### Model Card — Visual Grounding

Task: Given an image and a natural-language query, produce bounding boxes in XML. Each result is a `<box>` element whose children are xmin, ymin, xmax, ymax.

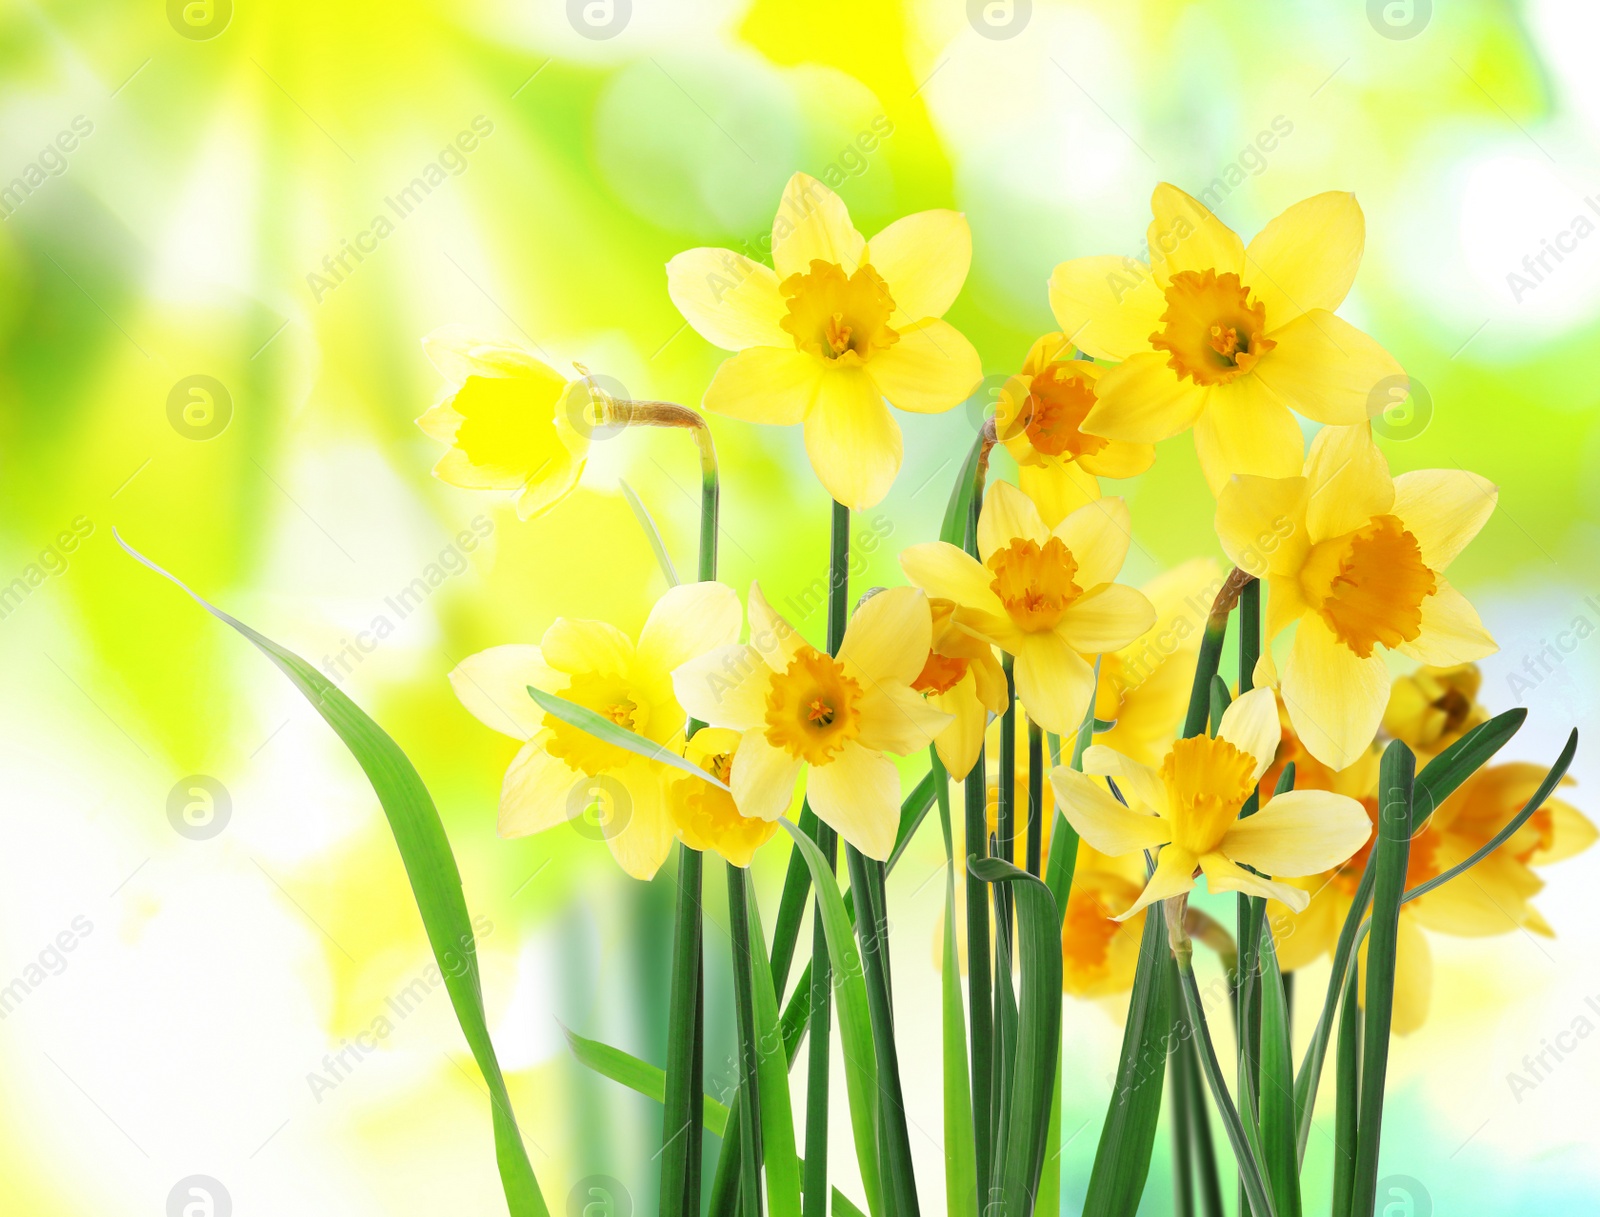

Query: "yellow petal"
<box><xmin>1015</xmin><ymin>632</ymin><xmax>1096</xmax><ymax>736</ymax></box>
<box><xmin>416</xmin><ymin>400</ymin><xmax>462</xmax><ymax>444</ymax></box>
<box><xmin>672</xmin><ymin>644</ymin><xmax>768</xmax><ymax>732</ymax></box>
<box><xmin>1081</xmin><ymin>745</ymin><xmax>1166</xmax><ymax>815</ymax></box>
<box><xmin>1148</xmin><ymin>183</ymin><xmax>1244</xmax><ymax>283</ymax></box>
<box><xmin>731</xmin><ymin>729</ymin><xmax>804</xmax><ymax>821</ymax></box>
<box><xmin>1280</xmin><ymin>615</ymin><xmax>1388</xmax><ymax>771</ymax></box>
<box><xmin>1221</xmin><ymin>789</ymin><xmax>1372</xmax><ymax>877</ymax></box>
<box><xmin>1409</xmin><ymin>850</ymin><xmax>1541</xmax><ymax>936</ymax></box>
<box><xmin>1058</xmin><ymin>583</ymin><xmax>1156</xmax><ymax>654</ymax></box>
<box><xmin>857</xmin><ymin>681</ymin><xmax>951</xmax><ymax>756</ymax></box>
<box><xmin>450</xmin><ymin>644</ymin><xmax>560</xmax><ymax>740</ymax></box>
<box><xmin>807</xmin><ymin>741</ymin><xmax>902</xmax><ymax>860</ymax></box>
<box><xmin>866</xmin><ymin>319</ymin><xmax>982</xmax><ymax>414</ymax></box>
<box><xmin>666</xmin><ymin>247</ymin><xmax>788</xmax><ymax>351</ymax></box>
<box><xmin>509</xmin><ymin>458</ymin><xmax>584</xmax><ymax>519</ymax></box>
<box><xmin>899</xmin><ymin>543</ymin><xmax>1012</xmax><ymax>640</ymax></box>
<box><xmin>1020</xmin><ymin>461</ymin><xmax>1101</xmax><ymax>529</ymax></box>
<box><xmin>1391</xmin><ymin>469</ymin><xmax>1497</xmax><ymax>571</ymax></box>
<box><xmin>771</xmin><ymin>172</ymin><xmax>864</xmax><ymax>279</ymax></box>
<box><xmin>1265</xmin><ymin>572</ymin><xmax>1310</xmax><ymax>643</ymax></box>
<box><xmin>1119</xmin><ymin>844</ymin><xmax>1198</xmax><ymax>920</ymax></box>
<box><xmin>603</xmin><ymin>762</ymin><xmax>675</xmax><ymax>880</ymax></box>
<box><xmin>1267</xmin><ymin>887</ymin><xmax>1341</xmax><ymax>973</ymax></box>
<box><xmin>1254</xmin><ymin>310</ymin><xmax>1403</xmax><ymax>426</ymax></box>
<box><xmin>1304</xmin><ymin>423</ymin><xmax>1393</xmax><ymax>543</ymax></box>
<box><xmin>1216</xmin><ymin>686</ymin><xmax>1281</xmax><ymax>782</ymax></box>
<box><xmin>1046</xmin><ymin>255</ymin><xmax>1167</xmax><ymax>362</ymax></box>
<box><xmin>865</xmin><ymin>209</ymin><xmax>972</xmax><ymax>322</ymax></box>
<box><xmin>802</xmin><ymin>367</ymin><xmax>902</xmax><ymax>510</ymax></box>
<box><xmin>703</xmin><ymin>345</ymin><xmax>823</xmax><ymax>425</ymax></box>
<box><xmin>422</xmin><ymin>326</ymin><xmax>557</xmax><ymax>383</ymax></box>
<box><xmin>842</xmin><ymin>585</ymin><xmax>933</xmax><ymax>686</ymax></box>
<box><xmin>1531</xmin><ymin>798</ymin><xmax>1597</xmax><ymax>865</ymax></box>
<box><xmin>1242</xmin><ymin>192</ymin><xmax>1365</xmax><ymax>328</ymax></box>
<box><xmin>749</xmin><ymin>581</ymin><xmax>805</xmax><ymax>671</ymax></box>
<box><xmin>1198</xmin><ymin>853</ymin><xmax>1310</xmax><ymax>911</ymax></box>
<box><xmin>1077</xmin><ymin>438</ymin><xmax>1156</xmax><ymax>481</ymax></box>
<box><xmin>933</xmin><ymin>676</ymin><xmax>988</xmax><ymax>779</ymax></box>
<box><xmin>1053</xmin><ymin>496</ymin><xmax>1133</xmax><ymax>589</ymax></box>
<box><xmin>979</xmin><ymin>480</ymin><xmax>1051</xmax><ymax>559</ymax></box>
<box><xmin>1214</xmin><ymin>474</ymin><xmax>1310</xmax><ymax>579</ymax></box>
<box><xmin>1086</xmin><ymin>352</ymin><xmax>1210</xmax><ymax>443</ymax></box>
<box><xmin>1396</xmin><ymin>579</ymin><xmax>1497</xmax><ymax>666</ymax></box>
<box><xmin>1050</xmin><ymin>765</ymin><xmax>1173</xmax><ymax>855</ymax></box>
<box><xmin>1360</xmin><ymin>915</ymin><xmax>1432</xmax><ymax>1035</ymax></box>
<box><xmin>637</xmin><ymin>582</ymin><xmax>743</xmax><ymax>684</ymax></box>
<box><xmin>1192</xmin><ymin>374</ymin><xmax>1304</xmax><ymax>494</ymax></box>
<box><xmin>541</xmin><ymin>617</ymin><xmax>634</xmax><ymax>676</ymax></box>
<box><xmin>498</xmin><ymin>739</ymin><xmax>582</xmax><ymax>836</ymax></box>
<box><xmin>434</xmin><ymin>370</ymin><xmax>577</xmax><ymax>489</ymax></box>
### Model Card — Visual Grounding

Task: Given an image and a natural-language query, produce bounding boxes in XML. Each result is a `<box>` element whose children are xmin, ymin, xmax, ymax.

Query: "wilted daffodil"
<box><xmin>900</xmin><ymin>480</ymin><xmax>1155</xmax><ymax>737</ymax></box>
<box><xmin>666</xmin><ymin>172</ymin><xmax>982</xmax><ymax>510</ymax></box>
<box><xmin>448</xmin><ymin>582</ymin><xmax>742</xmax><ymax>880</ymax></box>
<box><xmin>995</xmin><ymin>332</ymin><xmax>1155</xmax><ymax>525</ymax></box>
<box><xmin>1051</xmin><ymin>687</ymin><xmax>1372</xmax><ymax>919</ymax></box>
<box><xmin>1383</xmin><ymin>663</ymin><xmax>1488</xmax><ymax>761</ymax></box>
<box><xmin>669</xmin><ymin>727</ymin><xmax>777</xmax><ymax>867</ymax></box>
<box><xmin>1049</xmin><ymin>184</ymin><xmax>1404</xmax><ymax>493</ymax></box>
<box><xmin>1217</xmin><ymin>424</ymin><xmax>1498</xmax><ymax>770</ymax></box>
<box><xmin>673</xmin><ymin>583</ymin><xmax>951</xmax><ymax>860</ymax></box>
<box><xmin>915</xmin><ymin>597</ymin><xmax>1008</xmax><ymax>779</ymax></box>
<box><xmin>416</xmin><ymin>326</ymin><xmax>595</xmax><ymax>519</ymax></box>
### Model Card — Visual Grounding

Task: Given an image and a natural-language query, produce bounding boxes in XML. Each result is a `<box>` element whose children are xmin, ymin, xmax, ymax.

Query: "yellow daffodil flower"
<box><xmin>448</xmin><ymin>582</ymin><xmax>742</xmax><ymax>880</ymax></box>
<box><xmin>995</xmin><ymin>332</ymin><xmax>1156</xmax><ymax>525</ymax></box>
<box><xmin>672</xmin><ymin>583</ymin><xmax>951</xmax><ymax>860</ymax></box>
<box><xmin>666</xmin><ymin>173</ymin><xmax>982</xmax><ymax>510</ymax></box>
<box><xmin>416</xmin><ymin>326</ymin><xmax>594</xmax><ymax>519</ymax></box>
<box><xmin>1093</xmin><ymin>558</ymin><xmax>1225</xmax><ymax>767</ymax></box>
<box><xmin>914</xmin><ymin>597</ymin><xmax>1008</xmax><ymax>779</ymax></box>
<box><xmin>900</xmin><ymin>480</ymin><xmax>1155</xmax><ymax>737</ymax></box>
<box><xmin>669</xmin><ymin>727</ymin><xmax>778</xmax><ymax>868</ymax></box>
<box><xmin>1061</xmin><ymin>846</ymin><xmax>1151</xmax><ymax>998</ymax></box>
<box><xmin>1216</xmin><ymin>424</ymin><xmax>1498</xmax><ymax>770</ymax></box>
<box><xmin>1383</xmin><ymin>663</ymin><xmax>1488</xmax><ymax>761</ymax></box>
<box><xmin>1049</xmin><ymin>184</ymin><xmax>1404</xmax><ymax>493</ymax></box>
<box><xmin>1051</xmin><ymin>687</ymin><xmax>1372</xmax><ymax>920</ymax></box>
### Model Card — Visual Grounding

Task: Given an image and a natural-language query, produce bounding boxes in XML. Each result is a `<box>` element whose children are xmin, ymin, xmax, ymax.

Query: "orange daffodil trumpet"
<box><xmin>673</xmin><ymin>583</ymin><xmax>952</xmax><ymax>860</ymax></box>
<box><xmin>1051</xmin><ymin>687</ymin><xmax>1372</xmax><ymax>920</ymax></box>
<box><xmin>1049</xmin><ymin>185</ymin><xmax>1405</xmax><ymax>494</ymax></box>
<box><xmin>416</xmin><ymin>327</ymin><xmax>597</xmax><ymax>519</ymax></box>
<box><xmin>1216</xmin><ymin>424</ymin><xmax>1498</xmax><ymax>770</ymax></box>
<box><xmin>667</xmin><ymin>173</ymin><xmax>982</xmax><ymax>510</ymax></box>
<box><xmin>900</xmin><ymin>480</ymin><xmax>1156</xmax><ymax>737</ymax></box>
<box><xmin>448</xmin><ymin>582</ymin><xmax>742</xmax><ymax>880</ymax></box>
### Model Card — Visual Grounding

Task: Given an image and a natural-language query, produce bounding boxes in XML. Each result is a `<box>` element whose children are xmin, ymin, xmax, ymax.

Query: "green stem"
<box><xmin>1330</xmin><ymin>965</ymin><xmax>1361</xmax><ymax>1217</ymax></box>
<box><xmin>964</xmin><ymin>748</ymin><xmax>994</xmax><ymax>1204</ymax></box>
<box><xmin>728</xmin><ymin>862</ymin><xmax>765</xmax><ymax>1217</ymax></box>
<box><xmin>1025</xmin><ymin>719</ymin><xmax>1044</xmax><ymax>876</ymax></box>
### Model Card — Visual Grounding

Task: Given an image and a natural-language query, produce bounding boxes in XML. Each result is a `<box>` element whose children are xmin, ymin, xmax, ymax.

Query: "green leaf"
<box><xmin>1256</xmin><ymin>922</ymin><xmax>1302</xmax><ymax>1217</ymax></box>
<box><xmin>1207</xmin><ymin>674</ymin><xmax>1230</xmax><ymax>737</ymax></box>
<box><xmin>970</xmin><ymin>858</ymin><xmax>1062</xmax><ymax>1216</ymax></box>
<box><xmin>120</xmin><ymin>535</ymin><xmax>549</xmax><ymax>1217</ymax></box>
<box><xmin>934</xmin><ymin>754</ymin><xmax>980</xmax><ymax>1217</ymax></box>
<box><xmin>1330</xmin><ymin>966</ymin><xmax>1361</xmax><ymax>1217</ymax></box>
<box><xmin>525</xmin><ymin>684</ymin><xmax>727</xmax><ymax>789</ymax></box>
<box><xmin>941</xmin><ymin>431</ymin><xmax>986</xmax><ymax>547</ymax></box>
<box><xmin>1412</xmin><ymin>707</ymin><xmax>1526</xmax><ymax>819</ymax></box>
<box><xmin>660</xmin><ymin>847</ymin><xmax>704</xmax><ymax>1217</ymax></box>
<box><xmin>564</xmin><ymin>1025</ymin><xmax>730</xmax><ymax>1136</ymax></box>
<box><xmin>779</xmin><ymin>820</ymin><xmax>884</xmax><ymax>1217</ymax></box>
<box><xmin>619</xmin><ymin>479</ymin><xmax>680</xmax><ymax>587</ymax></box>
<box><xmin>742</xmin><ymin>872</ymin><xmax>803</xmax><ymax>1217</ymax></box>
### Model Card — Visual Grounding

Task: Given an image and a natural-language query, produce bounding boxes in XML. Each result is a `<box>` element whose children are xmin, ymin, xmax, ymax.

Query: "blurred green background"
<box><xmin>2</xmin><ymin>0</ymin><xmax>1598</xmax><ymax>1212</ymax></box>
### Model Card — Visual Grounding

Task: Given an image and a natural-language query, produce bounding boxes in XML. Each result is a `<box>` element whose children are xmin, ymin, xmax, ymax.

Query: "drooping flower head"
<box><xmin>1383</xmin><ymin>663</ymin><xmax>1489</xmax><ymax>762</ymax></box>
<box><xmin>1051</xmin><ymin>687</ymin><xmax>1372</xmax><ymax>919</ymax></box>
<box><xmin>900</xmin><ymin>481</ymin><xmax>1155</xmax><ymax>736</ymax></box>
<box><xmin>1216</xmin><ymin>424</ymin><xmax>1498</xmax><ymax>769</ymax></box>
<box><xmin>995</xmin><ymin>332</ymin><xmax>1155</xmax><ymax>525</ymax></box>
<box><xmin>1049</xmin><ymin>185</ymin><xmax>1404</xmax><ymax>493</ymax></box>
<box><xmin>448</xmin><ymin>582</ymin><xmax>742</xmax><ymax>879</ymax></box>
<box><xmin>669</xmin><ymin>727</ymin><xmax>777</xmax><ymax>867</ymax></box>
<box><xmin>667</xmin><ymin>173</ymin><xmax>982</xmax><ymax>509</ymax></box>
<box><xmin>673</xmin><ymin>584</ymin><xmax>951</xmax><ymax>860</ymax></box>
<box><xmin>416</xmin><ymin>326</ymin><xmax>597</xmax><ymax>519</ymax></box>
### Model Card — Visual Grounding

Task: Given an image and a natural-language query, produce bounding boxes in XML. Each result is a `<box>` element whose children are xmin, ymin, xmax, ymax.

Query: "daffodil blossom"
<box><xmin>1216</xmin><ymin>423</ymin><xmax>1498</xmax><ymax>769</ymax></box>
<box><xmin>913</xmin><ymin>597</ymin><xmax>1008</xmax><ymax>779</ymax></box>
<box><xmin>900</xmin><ymin>481</ymin><xmax>1155</xmax><ymax>736</ymax></box>
<box><xmin>668</xmin><ymin>727</ymin><xmax>777</xmax><ymax>868</ymax></box>
<box><xmin>448</xmin><ymin>582</ymin><xmax>742</xmax><ymax>879</ymax></box>
<box><xmin>1050</xmin><ymin>686</ymin><xmax>1372</xmax><ymax>920</ymax></box>
<box><xmin>672</xmin><ymin>583</ymin><xmax>951</xmax><ymax>860</ymax></box>
<box><xmin>666</xmin><ymin>172</ymin><xmax>982</xmax><ymax>510</ymax></box>
<box><xmin>1049</xmin><ymin>184</ymin><xmax>1404</xmax><ymax>493</ymax></box>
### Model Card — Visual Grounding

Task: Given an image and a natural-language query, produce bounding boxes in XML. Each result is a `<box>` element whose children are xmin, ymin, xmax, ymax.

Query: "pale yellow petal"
<box><xmin>1148</xmin><ymin>183</ymin><xmax>1244</xmax><ymax>282</ymax></box>
<box><xmin>1119</xmin><ymin>844</ymin><xmax>1198</xmax><ymax>920</ymax></box>
<box><xmin>1058</xmin><ymin>583</ymin><xmax>1155</xmax><ymax>654</ymax></box>
<box><xmin>1221</xmin><ymin>789</ymin><xmax>1372</xmax><ymax>878</ymax></box>
<box><xmin>1216</xmin><ymin>685</ymin><xmax>1281</xmax><ymax>782</ymax></box>
<box><xmin>932</xmin><ymin>677</ymin><xmax>988</xmax><ymax>779</ymax></box>
<box><xmin>1077</xmin><ymin>438</ymin><xmax>1156</xmax><ymax>481</ymax></box>
<box><xmin>1280</xmin><ymin>615</ymin><xmax>1388</xmax><ymax>771</ymax></box>
<box><xmin>422</xmin><ymin>327</ymin><xmax>560</xmax><ymax>383</ymax></box>
<box><xmin>1215</xmin><ymin>474</ymin><xmax>1310</xmax><ymax>580</ymax></box>
<box><xmin>1391</xmin><ymin>469</ymin><xmax>1497</xmax><ymax>571</ymax></box>
<box><xmin>1254</xmin><ymin>310</ymin><xmax>1404</xmax><ymax>426</ymax></box>
<box><xmin>541</xmin><ymin>617</ymin><xmax>634</xmax><ymax>676</ymax></box>
<box><xmin>857</xmin><ymin>681</ymin><xmax>951</xmax><ymax>756</ymax></box>
<box><xmin>802</xmin><ymin>367</ymin><xmax>902</xmax><ymax>510</ymax></box>
<box><xmin>1014</xmin><ymin>632</ymin><xmax>1096</xmax><ymax>736</ymax></box>
<box><xmin>771</xmin><ymin>172</ymin><xmax>864</xmax><ymax>279</ymax></box>
<box><xmin>1046</xmin><ymin>255</ymin><xmax>1167</xmax><ymax>362</ymax></box>
<box><xmin>1198</xmin><ymin>853</ymin><xmax>1310</xmax><ymax>911</ymax></box>
<box><xmin>498</xmin><ymin>739</ymin><xmax>582</xmax><ymax>837</ymax></box>
<box><xmin>866</xmin><ymin>319</ymin><xmax>982</xmax><ymax>414</ymax></box>
<box><xmin>731</xmin><ymin>729</ymin><xmax>804</xmax><ymax>821</ymax></box>
<box><xmin>1304</xmin><ymin>423</ymin><xmax>1393</xmax><ymax>543</ymax></box>
<box><xmin>807</xmin><ymin>742</ymin><xmax>902</xmax><ymax>860</ymax></box>
<box><xmin>1086</xmin><ymin>352</ymin><xmax>1210</xmax><ymax>443</ymax></box>
<box><xmin>748</xmin><ymin>581</ymin><xmax>805</xmax><ymax>671</ymax></box>
<box><xmin>1019</xmin><ymin>461</ymin><xmax>1101</xmax><ymax>529</ymax></box>
<box><xmin>979</xmin><ymin>480</ymin><xmax>1051</xmax><ymax>559</ymax></box>
<box><xmin>899</xmin><ymin>543</ymin><xmax>1012</xmax><ymax>640</ymax></box>
<box><xmin>509</xmin><ymin>457</ymin><xmax>584</xmax><ymax>519</ymax></box>
<box><xmin>1053</xmin><ymin>496</ymin><xmax>1133</xmax><ymax>589</ymax></box>
<box><xmin>1192</xmin><ymin>374</ymin><xmax>1304</xmax><ymax>494</ymax></box>
<box><xmin>603</xmin><ymin>762</ymin><xmax>675</xmax><ymax>880</ymax></box>
<box><xmin>450</xmin><ymin>644</ymin><xmax>560</xmax><ymax>740</ymax></box>
<box><xmin>1242</xmin><ymin>192</ymin><xmax>1365</xmax><ymax>327</ymax></box>
<box><xmin>865</xmin><ymin>209</ymin><xmax>972</xmax><ymax>322</ymax></box>
<box><xmin>703</xmin><ymin>345</ymin><xmax>824</xmax><ymax>425</ymax></box>
<box><xmin>1265</xmin><ymin>572</ymin><xmax>1310</xmax><ymax>643</ymax></box>
<box><xmin>672</xmin><ymin>645</ymin><xmax>769</xmax><ymax>731</ymax></box>
<box><xmin>1360</xmin><ymin>915</ymin><xmax>1432</xmax><ymax>1035</ymax></box>
<box><xmin>416</xmin><ymin>400</ymin><xmax>462</xmax><ymax>444</ymax></box>
<box><xmin>666</xmin><ymin>247</ymin><xmax>788</xmax><ymax>351</ymax></box>
<box><xmin>841</xmin><ymin>585</ymin><xmax>933</xmax><ymax>686</ymax></box>
<box><xmin>1081</xmin><ymin>745</ymin><xmax>1165</xmax><ymax>816</ymax></box>
<box><xmin>1050</xmin><ymin>765</ymin><xmax>1173</xmax><ymax>856</ymax></box>
<box><xmin>637</xmin><ymin>581</ymin><xmax>743</xmax><ymax>676</ymax></box>
<box><xmin>1396</xmin><ymin>579</ymin><xmax>1497</xmax><ymax>666</ymax></box>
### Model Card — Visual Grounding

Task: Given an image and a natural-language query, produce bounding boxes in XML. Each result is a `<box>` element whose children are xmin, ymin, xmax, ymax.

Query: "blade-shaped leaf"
<box><xmin>619</xmin><ymin>479</ymin><xmax>681</xmax><ymax>586</ymax></box>
<box><xmin>742</xmin><ymin>872</ymin><xmax>802</xmax><ymax>1217</ymax></box>
<box><xmin>1257</xmin><ymin>922</ymin><xmax>1302</xmax><ymax>1217</ymax></box>
<box><xmin>526</xmin><ymin>685</ymin><xmax>727</xmax><ymax>790</ymax></box>
<box><xmin>565</xmin><ymin>1025</ymin><xmax>731</xmax><ymax>1136</ymax></box>
<box><xmin>935</xmin><ymin>754</ymin><xmax>980</xmax><ymax>1217</ymax></box>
